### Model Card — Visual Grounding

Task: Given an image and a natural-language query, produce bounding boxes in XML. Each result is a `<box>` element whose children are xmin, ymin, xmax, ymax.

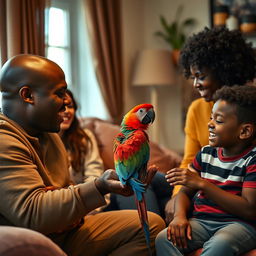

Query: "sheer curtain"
<box><xmin>76</xmin><ymin>0</ymin><xmax>108</xmax><ymax>119</ymax></box>
<box><xmin>83</xmin><ymin>0</ymin><xmax>124</xmax><ymax>124</ymax></box>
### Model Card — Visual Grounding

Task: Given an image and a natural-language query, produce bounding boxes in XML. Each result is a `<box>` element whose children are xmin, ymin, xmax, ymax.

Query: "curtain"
<box><xmin>0</xmin><ymin>0</ymin><xmax>46</xmax><ymax>66</ymax></box>
<box><xmin>83</xmin><ymin>0</ymin><xmax>123</xmax><ymax>124</ymax></box>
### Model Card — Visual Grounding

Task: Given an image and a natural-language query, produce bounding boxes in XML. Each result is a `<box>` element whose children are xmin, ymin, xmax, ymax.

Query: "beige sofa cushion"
<box><xmin>80</xmin><ymin>118</ymin><xmax>182</xmax><ymax>173</ymax></box>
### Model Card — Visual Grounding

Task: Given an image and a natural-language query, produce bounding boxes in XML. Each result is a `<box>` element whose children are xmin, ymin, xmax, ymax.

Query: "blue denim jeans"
<box><xmin>155</xmin><ymin>218</ymin><xmax>256</xmax><ymax>256</ymax></box>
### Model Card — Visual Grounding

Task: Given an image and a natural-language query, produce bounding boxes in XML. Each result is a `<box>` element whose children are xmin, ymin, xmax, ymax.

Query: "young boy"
<box><xmin>156</xmin><ymin>85</ymin><xmax>256</xmax><ymax>256</ymax></box>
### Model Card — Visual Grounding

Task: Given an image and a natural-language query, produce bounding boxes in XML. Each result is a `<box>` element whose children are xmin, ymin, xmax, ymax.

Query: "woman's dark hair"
<box><xmin>61</xmin><ymin>89</ymin><xmax>90</xmax><ymax>173</ymax></box>
<box><xmin>213</xmin><ymin>85</ymin><xmax>256</xmax><ymax>125</ymax></box>
<box><xmin>180</xmin><ymin>26</ymin><xmax>256</xmax><ymax>86</ymax></box>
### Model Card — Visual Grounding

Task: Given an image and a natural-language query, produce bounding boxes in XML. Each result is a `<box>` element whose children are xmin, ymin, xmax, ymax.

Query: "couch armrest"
<box><xmin>0</xmin><ymin>226</ymin><xmax>66</xmax><ymax>256</ymax></box>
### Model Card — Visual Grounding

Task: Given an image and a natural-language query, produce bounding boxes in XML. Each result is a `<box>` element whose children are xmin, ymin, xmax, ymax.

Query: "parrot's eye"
<box><xmin>139</xmin><ymin>109</ymin><xmax>143</xmax><ymax>113</ymax></box>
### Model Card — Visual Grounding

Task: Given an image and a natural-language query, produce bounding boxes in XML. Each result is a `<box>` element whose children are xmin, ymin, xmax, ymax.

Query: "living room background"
<box><xmin>46</xmin><ymin>0</ymin><xmax>210</xmax><ymax>153</ymax></box>
<box><xmin>0</xmin><ymin>0</ymin><xmax>210</xmax><ymax>153</ymax></box>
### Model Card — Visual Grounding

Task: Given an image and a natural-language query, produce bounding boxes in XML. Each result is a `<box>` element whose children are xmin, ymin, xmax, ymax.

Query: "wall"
<box><xmin>122</xmin><ymin>0</ymin><xmax>210</xmax><ymax>153</ymax></box>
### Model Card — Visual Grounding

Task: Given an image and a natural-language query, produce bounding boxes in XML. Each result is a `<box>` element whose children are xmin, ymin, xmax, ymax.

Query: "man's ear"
<box><xmin>19</xmin><ymin>86</ymin><xmax>34</xmax><ymax>104</ymax></box>
<box><xmin>239</xmin><ymin>123</ymin><xmax>254</xmax><ymax>140</ymax></box>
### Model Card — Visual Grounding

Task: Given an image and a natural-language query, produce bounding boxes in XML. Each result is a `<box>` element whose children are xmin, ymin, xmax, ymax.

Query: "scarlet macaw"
<box><xmin>114</xmin><ymin>103</ymin><xmax>155</xmax><ymax>255</ymax></box>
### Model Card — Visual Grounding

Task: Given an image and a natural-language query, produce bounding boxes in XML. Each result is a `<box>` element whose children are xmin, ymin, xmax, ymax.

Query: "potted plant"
<box><xmin>155</xmin><ymin>5</ymin><xmax>197</xmax><ymax>65</ymax></box>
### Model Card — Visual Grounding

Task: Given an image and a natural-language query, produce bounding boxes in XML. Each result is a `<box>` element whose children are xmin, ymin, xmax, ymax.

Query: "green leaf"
<box><xmin>154</xmin><ymin>31</ymin><xmax>170</xmax><ymax>44</ymax></box>
<box><xmin>174</xmin><ymin>5</ymin><xmax>183</xmax><ymax>23</ymax></box>
<box><xmin>159</xmin><ymin>15</ymin><xmax>170</xmax><ymax>33</ymax></box>
<box><xmin>154</xmin><ymin>5</ymin><xmax>197</xmax><ymax>49</ymax></box>
<box><xmin>183</xmin><ymin>18</ymin><xmax>197</xmax><ymax>26</ymax></box>
<box><xmin>170</xmin><ymin>22</ymin><xmax>178</xmax><ymax>35</ymax></box>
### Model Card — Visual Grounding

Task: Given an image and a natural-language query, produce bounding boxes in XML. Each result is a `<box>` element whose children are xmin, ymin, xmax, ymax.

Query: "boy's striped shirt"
<box><xmin>192</xmin><ymin>145</ymin><xmax>256</xmax><ymax>226</ymax></box>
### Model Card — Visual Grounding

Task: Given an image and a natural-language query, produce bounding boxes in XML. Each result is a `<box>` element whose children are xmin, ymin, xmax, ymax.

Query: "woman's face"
<box><xmin>60</xmin><ymin>95</ymin><xmax>75</xmax><ymax>131</ymax></box>
<box><xmin>190</xmin><ymin>66</ymin><xmax>222</xmax><ymax>102</ymax></box>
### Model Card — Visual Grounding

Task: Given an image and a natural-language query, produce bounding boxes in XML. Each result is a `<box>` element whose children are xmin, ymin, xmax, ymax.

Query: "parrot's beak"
<box><xmin>142</xmin><ymin>108</ymin><xmax>155</xmax><ymax>124</ymax></box>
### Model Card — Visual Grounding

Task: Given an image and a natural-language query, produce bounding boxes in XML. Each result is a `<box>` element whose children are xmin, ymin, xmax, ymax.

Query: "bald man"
<box><xmin>0</xmin><ymin>55</ymin><xmax>165</xmax><ymax>256</ymax></box>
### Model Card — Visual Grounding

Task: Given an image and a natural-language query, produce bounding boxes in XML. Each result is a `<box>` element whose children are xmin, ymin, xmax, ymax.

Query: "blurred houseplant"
<box><xmin>155</xmin><ymin>5</ymin><xmax>197</xmax><ymax>65</ymax></box>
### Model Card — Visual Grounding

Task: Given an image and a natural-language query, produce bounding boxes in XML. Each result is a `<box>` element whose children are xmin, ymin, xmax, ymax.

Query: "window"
<box><xmin>45</xmin><ymin>1</ymin><xmax>71</xmax><ymax>86</ymax></box>
<box><xmin>45</xmin><ymin>0</ymin><xmax>108</xmax><ymax>119</ymax></box>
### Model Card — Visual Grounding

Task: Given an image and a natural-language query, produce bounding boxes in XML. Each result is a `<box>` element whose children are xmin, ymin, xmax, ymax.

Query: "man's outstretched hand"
<box><xmin>95</xmin><ymin>169</ymin><xmax>133</xmax><ymax>196</ymax></box>
<box><xmin>95</xmin><ymin>165</ymin><xmax>159</xmax><ymax>197</ymax></box>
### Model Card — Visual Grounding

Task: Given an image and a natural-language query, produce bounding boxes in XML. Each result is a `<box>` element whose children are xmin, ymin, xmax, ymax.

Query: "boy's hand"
<box><xmin>165</xmin><ymin>165</ymin><xmax>203</xmax><ymax>190</ymax></box>
<box><xmin>167</xmin><ymin>215</ymin><xmax>192</xmax><ymax>249</ymax></box>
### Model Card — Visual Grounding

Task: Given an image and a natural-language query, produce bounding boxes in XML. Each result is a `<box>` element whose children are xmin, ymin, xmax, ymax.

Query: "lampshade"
<box><xmin>132</xmin><ymin>49</ymin><xmax>176</xmax><ymax>86</ymax></box>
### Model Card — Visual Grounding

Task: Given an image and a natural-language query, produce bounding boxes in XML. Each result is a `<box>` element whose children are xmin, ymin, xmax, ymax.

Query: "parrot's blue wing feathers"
<box><xmin>129</xmin><ymin>178</ymin><xmax>146</xmax><ymax>201</ymax></box>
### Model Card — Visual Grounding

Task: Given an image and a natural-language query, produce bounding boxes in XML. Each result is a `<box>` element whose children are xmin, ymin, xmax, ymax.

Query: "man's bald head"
<box><xmin>0</xmin><ymin>54</ymin><xmax>69</xmax><ymax>136</ymax></box>
<box><xmin>0</xmin><ymin>54</ymin><xmax>65</xmax><ymax>98</ymax></box>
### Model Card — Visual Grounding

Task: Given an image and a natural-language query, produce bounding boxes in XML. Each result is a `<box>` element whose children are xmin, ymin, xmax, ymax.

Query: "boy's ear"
<box><xmin>239</xmin><ymin>123</ymin><xmax>254</xmax><ymax>140</ymax></box>
<box><xmin>19</xmin><ymin>86</ymin><xmax>34</xmax><ymax>104</ymax></box>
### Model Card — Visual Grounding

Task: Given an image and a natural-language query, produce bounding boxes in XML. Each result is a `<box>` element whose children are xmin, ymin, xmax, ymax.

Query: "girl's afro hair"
<box><xmin>180</xmin><ymin>26</ymin><xmax>256</xmax><ymax>86</ymax></box>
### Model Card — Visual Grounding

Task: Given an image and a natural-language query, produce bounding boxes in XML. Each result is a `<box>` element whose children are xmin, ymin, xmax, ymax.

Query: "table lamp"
<box><xmin>132</xmin><ymin>49</ymin><xmax>176</xmax><ymax>142</ymax></box>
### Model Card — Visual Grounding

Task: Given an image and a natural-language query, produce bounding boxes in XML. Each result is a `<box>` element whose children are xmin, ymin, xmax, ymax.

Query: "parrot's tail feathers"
<box><xmin>143</xmin><ymin>222</ymin><xmax>152</xmax><ymax>256</ymax></box>
<box><xmin>129</xmin><ymin>178</ymin><xmax>146</xmax><ymax>201</ymax></box>
<box><xmin>136</xmin><ymin>195</ymin><xmax>152</xmax><ymax>256</ymax></box>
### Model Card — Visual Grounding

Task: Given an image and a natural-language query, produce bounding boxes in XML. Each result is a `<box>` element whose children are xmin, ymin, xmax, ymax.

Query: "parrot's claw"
<box><xmin>144</xmin><ymin>165</ymin><xmax>159</xmax><ymax>186</ymax></box>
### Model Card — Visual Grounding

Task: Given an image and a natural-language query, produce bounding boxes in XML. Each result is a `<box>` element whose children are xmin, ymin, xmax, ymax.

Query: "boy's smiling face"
<box><xmin>208</xmin><ymin>100</ymin><xmax>241</xmax><ymax>152</ymax></box>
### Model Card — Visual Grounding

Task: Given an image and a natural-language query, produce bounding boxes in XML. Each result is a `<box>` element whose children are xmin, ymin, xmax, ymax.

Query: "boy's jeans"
<box><xmin>156</xmin><ymin>218</ymin><xmax>256</xmax><ymax>256</ymax></box>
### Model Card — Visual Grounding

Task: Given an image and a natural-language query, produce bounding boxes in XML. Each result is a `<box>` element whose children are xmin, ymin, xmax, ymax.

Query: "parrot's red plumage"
<box><xmin>114</xmin><ymin>103</ymin><xmax>155</xmax><ymax>255</ymax></box>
